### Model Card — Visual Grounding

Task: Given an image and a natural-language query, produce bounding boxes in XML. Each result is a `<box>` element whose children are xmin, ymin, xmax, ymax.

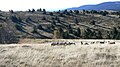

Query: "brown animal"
<box><xmin>100</xmin><ymin>42</ymin><xmax>104</xmax><ymax>44</ymax></box>
<box><xmin>84</xmin><ymin>42</ymin><xmax>89</xmax><ymax>45</ymax></box>
<box><xmin>51</xmin><ymin>42</ymin><xmax>56</xmax><ymax>46</ymax></box>
<box><xmin>109</xmin><ymin>42</ymin><xmax>115</xmax><ymax>44</ymax></box>
<box><xmin>91</xmin><ymin>42</ymin><xmax>95</xmax><ymax>44</ymax></box>
<box><xmin>81</xmin><ymin>42</ymin><xmax>83</xmax><ymax>45</ymax></box>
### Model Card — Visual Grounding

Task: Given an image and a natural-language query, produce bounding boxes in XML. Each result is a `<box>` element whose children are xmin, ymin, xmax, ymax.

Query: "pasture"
<box><xmin>0</xmin><ymin>39</ymin><xmax>120</xmax><ymax>67</ymax></box>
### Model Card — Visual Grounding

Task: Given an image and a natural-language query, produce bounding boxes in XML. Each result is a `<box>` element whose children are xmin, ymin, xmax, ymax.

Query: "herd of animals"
<box><xmin>51</xmin><ymin>41</ymin><xmax>116</xmax><ymax>46</ymax></box>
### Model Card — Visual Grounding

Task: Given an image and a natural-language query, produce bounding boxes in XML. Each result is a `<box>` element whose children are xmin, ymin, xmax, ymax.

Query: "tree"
<box><xmin>90</xmin><ymin>10</ymin><xmax>98</xmax><ymax>14</ymax></box>
<box><xmin>42</xmin><ymin>16</ymin><xmax>46</xmax><ymax>20</ymax></box>
<box><xmin>90</xmin><ymin>20</ymin><xmax>96</xmax><ymax>25</ymax></box>
<box><xmin>76</xmin><ymin>28</ymin><xmax>81</xmax><ymax>37</ymax></box>
<box><xmin>68</xmin><ymin>25</ymin><xmax>73</xmax><ymax>34</ymax></box>
<box><xmin>52</xmin><ymin>20</ymin><xmax>56</xmax><ymax>25</ymax></box>
<box><xmin>84</xmin><ymin>28</ymin><xmax>93</xmax><ymax>39</ymax></box>
<box><xmin>74</xmin><ymin>18</ymin><xmax>79</xmax><ymax>24</ymax></box>
<box><xmin>43</xmin><ymin>9</ymin><xmax>46</xmax><ymax>14</ymax></box>
<box><xmin>115</xmin><ymin>32</ymin><xmax>120</xmax><ymax>39</ymax></box>
<box><xmin>37</xmin><ymin>8</ymin><xmax>42</xmax><ymax>12</ymax></box>
<box><xmin>9</xmin><ymin>10</ymin><xmax>14</xmax><ymax>13</ymax></box>
<box><xmin>32</xmin><ymin>26</ymin><xmax>38</xmax><ymax>34</ymax></box>
<box><xmin>83</xmin><ymin>10</ymin><xmax>86</xmax><ymax>14</ymax></box>
<box><xmin>63</xmin><ymin>31</ymin><xmax>69</xmax><ymax>39</ymax></box>
<box><xmin>57</xmin><ymin>18</ymin><xmax>61</xmax><ymax>23</ymax></box>
<box><xmin>59</xmin><ymin>13</ymin><xmax>64</xmax><ymax>17</ymax></box>
<box><xmin>111</xmin><ymin>27</ymin><xmax>119</xmax><ymax>39</ymax></box>
<box><xmin>15</xmin><ymin>24</ymin><xmax>25</xmax><ymax>33</ymax></box>
<box><xmin>66</xmin><ymin>12</ymin><xmax>71</xmax><ymax>15</ymax></box>
<box><xmin>95</xmin><ymin>31</ymin><xmax>102</xmax><ymax>39</ymax></box>
<box><xmin>38</xmin><ymin>24</ymin><xmax>43</xmax><ymax>30</ymax></box>
<box><xmin>59</xmin><ymin>27</ymin><xmax>64</xmax><ymax>38</ymax></box>
<box><xmin>99</xmin><ymin>11</ymin><xmax>109</xmax><ymax>16</ymax></box>
<box><xmin>85</xmin><ymin>10</ymin><xmax>90</xmax><ymax>14</ymax></box>
<box><xmin>70</xmin><ymin>10</ymin><xmax>73</xmax><ymax>13</ymax></box>
<box><xmin>55</xmin><ymin>16</ymin><xmax>58</xmax><ymax>20</ymax></box>
<box><xmin>49</xmin><ymin>12</ymin><xmax>53</xmax><ymax>16</ymax></box>
<box><xmin>63</xmin><ymin>9</ymin><xmax>67</xmax><ymax>14</ymax></box>
<box><xmin>74</xmin><ymin>10</ymin><xmax>79</xmax><ymax>14</ymax></box>
<box><xmin>32</xmin><ymin>9</ymin><xmax>35</xmax><ymax>12</ymax></box>
<box><xmin>28</xmin><ymin>9</ymin><xmax>31</xmax><ymax>12</ymax></box>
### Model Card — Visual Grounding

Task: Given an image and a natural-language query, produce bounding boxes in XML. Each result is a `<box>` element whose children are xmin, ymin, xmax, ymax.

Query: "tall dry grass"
<box><xmin>0</xmin><ymin>39</ymin><xmax>120</xmax><ymax>67</ymax></box>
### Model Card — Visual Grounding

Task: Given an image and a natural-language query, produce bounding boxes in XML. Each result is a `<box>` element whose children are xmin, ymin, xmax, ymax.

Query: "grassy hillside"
<box><xmin>0</xmin><ymin>9</ymin><xmax>120</xmax><ymax>43</ymax></box>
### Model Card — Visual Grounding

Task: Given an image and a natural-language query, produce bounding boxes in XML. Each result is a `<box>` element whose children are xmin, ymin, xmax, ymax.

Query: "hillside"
<box><xmin>67</xmin><ymin>1</ymin><xmax>120</xmax><ymax>11</ymax></box>
<box><xmin>0</xmin><ymin>9</ymin><xmax>120</xmax><ymax>43</ymax></box>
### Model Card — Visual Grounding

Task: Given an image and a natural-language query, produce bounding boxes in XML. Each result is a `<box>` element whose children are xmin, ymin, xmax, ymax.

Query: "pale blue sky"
<box><xmin>0</xmin><ymin>0</ymin><xmax>119</xmax><ymax>11</ymax></box>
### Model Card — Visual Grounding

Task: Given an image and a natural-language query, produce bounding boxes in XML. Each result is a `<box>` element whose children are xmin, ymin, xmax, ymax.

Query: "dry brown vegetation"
<box><xmin>0</xmin><ymin>39</ymin><xmax>120</xmax><ymax>67</ymax></box>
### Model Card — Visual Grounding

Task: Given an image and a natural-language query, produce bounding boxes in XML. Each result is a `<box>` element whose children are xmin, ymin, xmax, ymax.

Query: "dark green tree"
<box><xmin>9</xmin><ymin>10</ymin><xmax>14</xmax><ymax>13</ymax></box>
<box><xmin>70</xmin><ymin>10</ymin><xmax>73</xmax><ymax>13</ymax></box>
<box><xmin>68</xmin><ymin>25</ymin><xmax>73</xmax><ymax>34</ymax></box>
<box><xmin>74</xmin><ymin>10</ymin><xmax>79</xmax><ymax>14</ymax></box>
<box><xmin>42</xmin><ymin>16</ymin><xmax>46</xmax><ymax>20</ymax></box>
<box><xmin>38</xmin><ymin>24</ymin><xmax>43</xmax><ymax>30</ymax></box>
<box><xmin>74</xmin><ymin>18</ymin><xmax>79</xmax><ymax>24</ymax></box>
<box><xmin>95</xmin><ymin>31</ymin><xmax>102</xmax><ymax>39</ymax></box>
<box><xmin>90</xmin><ymin>20</ymin><xmax>96</xmax><ymax>25</ymax></box>
<box><xmin>37</xmin><ymin>8</ymin><xmax>42</xmax><ymax>12</ymax></box>
<box><xmin>32</xmin><ymin>26</ymin><xmax>38</xmax><ymax>34</ymax></box>
<box><xmin>63</xmin><ymin>31</ymin><xmax>69</xmax><ymax>39</ymax></box>
<box><xmin>32</xmin><ymin>9</ymin><xmax>35</xmax><ymax>12</ymax></box>
<box><xmin>76</xmin><ymin>28</ymin><xmax>81</xmax><ymax>37</ymax></box>
<box><xmin>111</xmin><ymin>27</ymin><xmax>119</xmax><ymax>39</ymax></box>
<box><xmin>49</xmin><ymin>12</ymin><xmax>53</xmax><ymax>16</ymax></box>
<box><xmin>43</xmin><ymin>9</ymin><xmax>46</xmax><ymax>14</ymax></box>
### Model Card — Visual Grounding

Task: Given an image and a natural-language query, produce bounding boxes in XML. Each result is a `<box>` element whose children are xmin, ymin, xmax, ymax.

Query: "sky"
<box><xmin>0</xmin><ymin>0</ymin><xmax>119</xmax><ymax>11</ymax></box>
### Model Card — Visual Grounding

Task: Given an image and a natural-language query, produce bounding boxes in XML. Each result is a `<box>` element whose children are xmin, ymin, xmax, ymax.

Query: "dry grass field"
<box><xmin>0</xmin><ymin>39</ymin><xmax>120</xmax><ymax>67</ymax></box>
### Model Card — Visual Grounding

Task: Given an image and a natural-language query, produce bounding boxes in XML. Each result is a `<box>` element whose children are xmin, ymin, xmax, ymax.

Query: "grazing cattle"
<box><xmin>72</xmin><ymin>43</ymin><xmax>76</xmax><ymax>45</ymax></box>
<box><xmin>69</xmin><ymin>42</ymin><xmax>76</xmax><ymax>45</ymax></box>
<box><xmin>100</xmin><ymin>42</ymin><xmax>104</xmax><ymax>44</ymax></box>
<box><xmin>81</xmin><ymin>42</ymin><xmax>83</xmax><ymax>45</ymax></box>
<box><xmin>84</xmin><ymin>42</ymin><xmax>89</xmax><ymax>45</ymax></box>
<box><xmin>109</xmin><ymin>42</ymin><xmax>115</xmax><ymax>44</ymax></box>
<box><xmin>91</xmin><ymin>42</ymin><xmax>95</xmax><ymax>44</ymax></box>
<box><xmin>51</xmin><ymin>42</ymin><xmax>76</xmax><ymax>46</ymax></box>
<box><xmin>51</xmin><ymin>42</ymin><xmax>57</xmax><ymax>46</ymax></box>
